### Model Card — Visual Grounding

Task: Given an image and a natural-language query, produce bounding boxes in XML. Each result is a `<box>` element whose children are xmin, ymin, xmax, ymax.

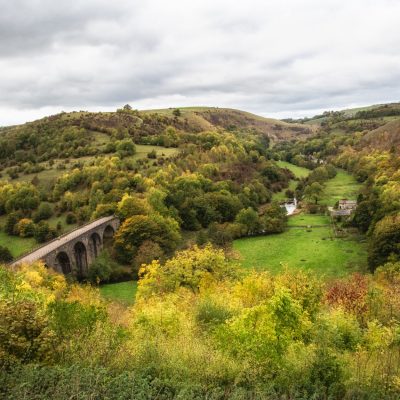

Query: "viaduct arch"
<box><xmin>11</xmin><ymin>216</ymin><xmax>120</xmax><ymax>277</ymax></box>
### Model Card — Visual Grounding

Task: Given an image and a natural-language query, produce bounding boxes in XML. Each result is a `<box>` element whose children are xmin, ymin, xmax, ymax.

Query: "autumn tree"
<box><xmin>114</xmin><ymin>213</ymin><xmax>181</xmax><ymax>263</ymax></box>
<box><xmin>368</xmin><ymin>214</ymin><xmax>400</xmax><ymax>271</ymax></box>
<box><xmin>304</xmin><ymin>182</ymin><xmax>324</xmax><ymax>204</ymax></box>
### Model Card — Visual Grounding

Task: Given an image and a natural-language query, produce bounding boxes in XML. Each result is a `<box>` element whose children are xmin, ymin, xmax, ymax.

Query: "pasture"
<box><xmin>321</xmin><ymin>170</ymin><xmax>361</xmax><ymax>206</ymax></box>
<box><xmin>233</xmin><ymin>214</ymin><xmax>367</xmax><ymax>277</ymax></box>
<box><xmin>0</xmin><ymin>231</ymin><xmax>36</xmax><ymax>258</ymax></box>
<box><xmin>276</xmin><ymin>160</ymin><xmax>310</xmax><ymax>178</ymax></box>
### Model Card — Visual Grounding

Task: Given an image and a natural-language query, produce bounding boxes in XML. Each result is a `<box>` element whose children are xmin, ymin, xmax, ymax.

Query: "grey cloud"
<box><xmin>1</xmin><ymin>0</ymin><xmax>400</xmax><ymax>125</ymax></box>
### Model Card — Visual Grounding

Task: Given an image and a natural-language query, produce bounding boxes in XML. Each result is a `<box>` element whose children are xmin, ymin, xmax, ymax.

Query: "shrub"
<box><xmin>34</xmin><ymin>221</ymin><xmax>56</xmax><ymax>243</ymax></box>
<box><xmin>88</xmin><ymin>251</ymin><xmax>115</xmax><ymax>284</ymax></box>
<box><xmin>16</xmin><ymin>218</ymin><xmax>36</xmax><ymax>237</ymax></box>
<box><xmin>65</xmin><ymin>212</ymin><xmax>77</xmax><ymax>225</ymax></box>
<box><xmin>147</xmin><ymin>149</ymin><xmax>157</xmax><ymax>159</ymax></box>
<box><xmin>0</xmin><ymin>246</ymin><xmax>13</xmax><ymax>263</ymax></box>
<box><xmin>4</xmin><ymin>212</ymin><xmax>21</xmax><ymax>235</ymax></box>
<box><xmin>33</xmin><ymin>202</ymin><xmax>53</xmax><ymax>223</ymax></box>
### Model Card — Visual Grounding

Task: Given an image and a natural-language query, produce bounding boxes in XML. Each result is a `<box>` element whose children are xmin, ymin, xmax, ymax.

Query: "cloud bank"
<box><xmin>1</xmin><ymin>0</ymin><xmax>400</xmax><ymax>125</ymax></box>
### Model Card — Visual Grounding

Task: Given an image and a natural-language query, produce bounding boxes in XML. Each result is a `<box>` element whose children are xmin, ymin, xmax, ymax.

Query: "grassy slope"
<box><xmin>233</xmin><ymin>214</ymin><xmax>366</xmax><ymax>277</ymax></box>
<box><xmin>0</xmin><ymin>231</ymin><xmax>37</xmax><ymax>258</ymax></box>
<box><xmin>321</xmin><ymin>170</ymin><xmax>361</xmax><ymax>206</ymax></box>
<box><xmin>142</xmin><ymin>107</ymin><xmax>316</xmax><ymax>142</ymax></box>
<box><xmin>99</xmin><ymin>281</ymin><xmax>137</xmax><ymax>305</ymax></box>
<box><xmin>276</xmin><ymin>161</ymin><xmax>310</xmax><ymax>178</ymax></box>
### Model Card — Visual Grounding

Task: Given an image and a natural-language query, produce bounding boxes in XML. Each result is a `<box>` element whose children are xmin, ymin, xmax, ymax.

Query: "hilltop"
<box><xmin>142</xmin><ymin>107</ymin><xmax>316</xmax><ymax>141</ymax></box>
<box><xmin>7</xmin><ymin>107</ymin><xmax>310</xmax><ymax>157</ymax></box>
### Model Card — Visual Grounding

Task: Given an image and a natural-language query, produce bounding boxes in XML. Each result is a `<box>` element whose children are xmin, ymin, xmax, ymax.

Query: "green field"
<box><xmin>233</xmin><ymin>214</ymin><xmax>367</xmax><ymax>277</ymax></box>
<box><xmin>0</xmin><ymin>231</ymin><xmax>37</xmax><ymax>258</ymax></box>
<box><xmin>287</xmin><ymin>214</ymin><xmax>330</xmax><ymax>226</ymax></box>
<box><xmin>129</xmin><ymin>144</ymin><xmax>178</xmax><ymax>161</ymax></box>
<box><xmin>276</xmin><ymin>161</ymin><xmax>310</xmax><ymax>178</ymax></box>
<box><xmin>99</xmin><ymin>281</ymin><xmax>138</xmax><ymax>305</ymax></box>
<box><xmin>321</xmin><ymin>170</ymin><xmax>361</xmax><ymax>206</ymax></box>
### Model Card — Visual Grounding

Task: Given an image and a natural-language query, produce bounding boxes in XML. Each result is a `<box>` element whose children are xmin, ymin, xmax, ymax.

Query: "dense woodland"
<box><xmin>1</xmin><ymin>105</ymin><xmax>400</xmax><ymax>399</ymax></box>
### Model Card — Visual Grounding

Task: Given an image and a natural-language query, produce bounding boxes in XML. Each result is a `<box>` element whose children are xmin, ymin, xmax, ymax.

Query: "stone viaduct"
<box><xmin>11</xmin><ymin>216</ymin><xmax>120</xmax><ymax>278</ymax></box>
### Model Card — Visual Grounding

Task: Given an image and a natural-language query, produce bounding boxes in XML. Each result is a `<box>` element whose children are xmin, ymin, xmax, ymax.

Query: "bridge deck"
<box><xmin>11</xmin><ymin>216</ymin><xmax>117</xmax><ymax>266</ymax></box>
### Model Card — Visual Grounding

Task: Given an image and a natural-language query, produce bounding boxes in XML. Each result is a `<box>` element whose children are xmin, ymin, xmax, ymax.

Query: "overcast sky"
<box><xmin>1</xmin><ymin>0</ymin><xmax>400</xmax><ymax>126</ymax></box>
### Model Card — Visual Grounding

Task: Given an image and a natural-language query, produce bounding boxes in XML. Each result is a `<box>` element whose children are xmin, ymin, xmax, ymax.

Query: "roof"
<box><xmin>339</xmin><ymin>199</ymin><xmax>357</xmax><ymax>204</ymax></box>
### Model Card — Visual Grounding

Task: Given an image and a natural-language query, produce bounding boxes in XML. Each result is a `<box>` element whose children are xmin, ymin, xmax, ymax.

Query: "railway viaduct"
<box><xmin>11</xmin><ymin>216</ymin><xmax>120</xmax><ymax>278</ymax></box>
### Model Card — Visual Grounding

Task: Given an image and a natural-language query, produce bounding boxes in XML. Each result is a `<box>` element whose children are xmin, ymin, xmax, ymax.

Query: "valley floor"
<box><xmin>233</xmin><ymin>213</ymin><xmax>367</xmax><ymax>277</ymax></box>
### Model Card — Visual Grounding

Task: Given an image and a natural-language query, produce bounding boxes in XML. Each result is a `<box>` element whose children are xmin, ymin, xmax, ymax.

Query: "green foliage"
<box><xmin>114</xmin><ymin>213</ymin><xmax>181</xmax><ymax>263</ymax></box>
<box><xmin>48</xmin><ymin>300</ymin><xmax>106</xmax><ymax>339</ymax></box>
<box><xmin>304</xmin><ymin>182</ymin><xmax>324</xmax><ymax>204</ymax></box>
<box><xmin>117</xmin><ymin>194</ymin><xmax>148</xmax><ymax>220</ymax></box>
<box><xmin>368</xmin><ymin>214</ymin><xmax>400</xmax><ymax>271</ymax></box>
<box><xmin>138</xmin><ymin>245</ymin><xmax>238</xmax><ymax>297</ymax></box>
<box><xmin>65</xmin><ymin>212</ymin><xmax>77</xmax><ymax>224</ymax></box>
<box><xmin>235</xmin><ymin>207</ymin><xmax>260</xmax><ymax>235</ymax></box>
<box><xmin>147</xmin><ymin>149</ymin><xmax>157</xmax><ymax>159</ymax></box>
<box><xmin>88</xmin><ymin>251</ymin><xmax>114</xmax><ymax>284</ymax></box>
<box><xmin>172</xmin><ymin>108</ymin><xmax>181</xmax><ymax>117</ymax></box>
<box><xmin>0</xmin><ymin>182</ymin><xmax>40</xmax><ymax>213</ymax></box>
<box><xmin>0</xmin><ymin>246</ymin><xmax>13</xmax><ymax>263</ymax></box>
<box><xmin>0</xmin><ymin>299</ymin><xmax>52</xmax><ymax>366</ymax></box>
<box><xmin>2</xmin><ymin>255</ymin><xmax>400</xmax><ymax>398</ymax></box>
<box><xmin>16</xmin><ymin>218</ymin><xmax>36</xmax><ymax>238</ymax></box>
<box><xmin>34</xmin><ymin>221</ymin><xmax>56</xmax><ymax>243</ymax></box>
<box><xmin>116</xmin><ymin>138</ymin><xmax>136</xmax><ymax>158</ymax></box>
<box><xmin>33</xmin><ymin>202</ymin><xmax>53</xmax><ymax>222</ymax></box>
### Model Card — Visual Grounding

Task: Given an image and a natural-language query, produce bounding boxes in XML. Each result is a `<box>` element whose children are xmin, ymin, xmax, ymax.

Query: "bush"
<box><xmin>88</xmin><ymin>251</ymin><xmax>115</xmax><ymax>284</ymax></box>
<box><xmin>147</xmin><ymin>149</ymin><xmax>157</xmax><ymax>159</ymax></box>
<box><xmin>33</xmin><ymin>202</ymin><xmax>53</xmax><ymax>223</ymax></box>
<box><xmin>65</xmin><ymin>212</ymin><xmax>77</xmax><ymax>225</ymax></box>
<box><xmin>4</xmin><ymin>212</ymin><xmax>21</xmax><ymax>235</ymax></box>
<box><xmin>16</xmin><ymin>218</ymin><xmax>36</xmax><ymax>237</ymax></box>
<box><xmin>368</xmin><ymin>214</ymin><xmax>400</xmax><ymax>271</ymax></box>
<box><xmin>0</xmin><ymin>246</ymin><xmax>13</xmax><ymax>263</ymax></box>
<box><xmin>109</xmin><ymin>266</ymin><xmax>133</xmax><ymax>283</ymax></box>
<box><xmin>34</xmin><ymin>221</ymin><xmax>56</xmax><ymax>243</ymax></box>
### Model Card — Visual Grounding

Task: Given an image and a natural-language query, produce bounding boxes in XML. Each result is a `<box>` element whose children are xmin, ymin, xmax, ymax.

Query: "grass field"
<box><xmin>0</xmin><ymin>231</ymin><xmax>37</xmax><ymax>258</ymax></box>
<box><xmin>130</xmin><ymin>144</ymin><xmax>178</xmax><ymax>161</ymax></box>
<box><xmin>99</xmin><ymin>281</ymin><xmax>137</xmax><ymax>305</ymax></box>
<box><xmin>287</xmin><ymin>214</ymin><xmax>330</xmax><ymax>226</ymax></box>
<box><xmin>321</xmin><ymin>170</ymin><xmax>361</xmax><ymax>206</ymax></box>
<box><xmin>233</xmin><ymin>214</ymin><xmax>367</xmax><ymax>277</ymax></box>
<box><xmin>276</xmin><ymin>161</ymin><xmax>310</xmax><ymax>178</ymax></box>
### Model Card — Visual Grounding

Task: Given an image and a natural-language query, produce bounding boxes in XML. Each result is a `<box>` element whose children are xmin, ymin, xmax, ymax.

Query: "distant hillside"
<box><xmin>142</xmin><ymin>107</ymin><xmax>315</xmax><ymax>141</ymax></box>
<box><xmin>0</xmin><ymin>106</ymin><xmax>315</xmax><ymax>145</ymax></box>
<box><xmin>0</xmin><ymin>106</ymin><xmax>317</xmax><ymax>175</ymax></box>
<box><xmin>359</xmin><ymin>119</ymin><xmax>400</xmax><ymax>152</ymax></box>
<box><xmin>284</xmin><ymin>102</ymin><xmax>400</xmax><ymax>127</ymax></box>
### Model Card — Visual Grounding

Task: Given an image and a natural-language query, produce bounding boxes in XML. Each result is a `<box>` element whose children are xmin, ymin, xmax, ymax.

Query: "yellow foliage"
<box><xmin>66</xmin><ymin>283</ymin><xmax>103</xmax><ymax>307</ymax></box>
